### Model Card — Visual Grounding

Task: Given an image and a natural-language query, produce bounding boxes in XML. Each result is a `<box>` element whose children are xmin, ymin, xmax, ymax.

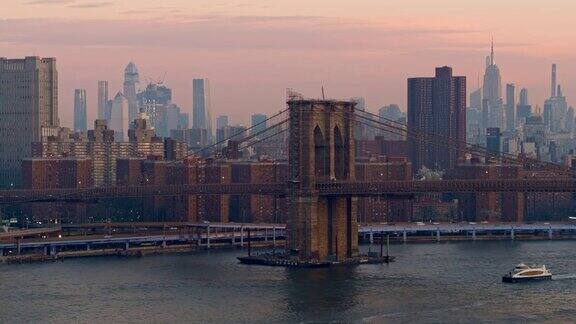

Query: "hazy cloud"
<box><xmin>67</xmin><ymin>1</ymin><xmax>114</xmax><ymax>8</ymax></box>
<box><xmin>24</xmin><ymin>0</ymin><xmax>75</xmax><ymax>4</ymax></box>
<box><xmin>0</xmin><ymin>16</ymin><xmax>482</xmax><ymax>51</ymax></box>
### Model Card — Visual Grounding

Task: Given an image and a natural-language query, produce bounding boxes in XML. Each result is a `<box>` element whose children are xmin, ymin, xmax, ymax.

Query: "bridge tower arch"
<box><xmin>287</xmin><ymin>99</ymin><xmax>358</xmax><ymax>261</ymax></box>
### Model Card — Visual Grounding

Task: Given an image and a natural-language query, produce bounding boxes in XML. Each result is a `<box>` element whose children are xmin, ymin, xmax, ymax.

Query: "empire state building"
<box><xmin>482</xmin><ymin>40</ymin><xmax>503</xmax><ymax>130</ymax></box>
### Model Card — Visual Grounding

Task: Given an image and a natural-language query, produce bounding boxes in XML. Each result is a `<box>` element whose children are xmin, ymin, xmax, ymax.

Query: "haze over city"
<box><xmin>4</xmin><ymin>1</ymin><xmax>576</xmax><ymax>323</ymax></box>
<box><xmin>3</xmin><ymin>0</ymin><xmax>576</xmax><ymax>126</ymax></box>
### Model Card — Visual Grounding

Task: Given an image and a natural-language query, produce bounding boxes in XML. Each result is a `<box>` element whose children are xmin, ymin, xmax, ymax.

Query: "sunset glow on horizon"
<box><xmin>3</xmin><ymin>0</ymin><xmax>575</xmax><ymax>126</ymax></box>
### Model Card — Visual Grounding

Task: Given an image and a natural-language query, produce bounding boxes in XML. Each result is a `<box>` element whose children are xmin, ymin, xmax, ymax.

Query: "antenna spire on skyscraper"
<box><xmin>490</xmin><ymin>37</ymin><xmax>494</xmax><ymax>66</ymax></box>
<box><xmin>551</xmin><ymin>64</ymin><xmax>557</xmax><ymax>98</ymax></box>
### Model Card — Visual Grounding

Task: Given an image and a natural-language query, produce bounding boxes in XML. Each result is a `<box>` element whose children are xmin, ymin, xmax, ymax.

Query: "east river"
<box><xmin>1</xmin><ymin>241</ymin><xmax>576</xmax><ymax>323</ymax></box>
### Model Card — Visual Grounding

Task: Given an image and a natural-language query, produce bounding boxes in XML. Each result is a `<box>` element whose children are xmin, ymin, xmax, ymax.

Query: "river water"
<box><xmin>1</xmin><ymin>241</ymin><xmax>576</xmax><ymax>323</ymax></box>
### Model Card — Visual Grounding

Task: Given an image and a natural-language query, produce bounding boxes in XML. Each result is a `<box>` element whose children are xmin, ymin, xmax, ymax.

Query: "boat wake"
<box><xmin>552</xmin><ymin>274</ymin><xmax>576</xmax><ymax>280</ymax></box>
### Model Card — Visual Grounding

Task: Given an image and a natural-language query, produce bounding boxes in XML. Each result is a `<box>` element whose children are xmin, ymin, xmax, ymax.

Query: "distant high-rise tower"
<box><xmin>379</xmin><ymin>104</ymin><xmax>403</xmax><ymax>121</ymax></box>
<box><xmin>505</xmin><ymin>84</ymin><xmax>515</xmax><ymax>131</ymax></box>
<box><xmin>408</xmin><ymin>66</ymin><xmax>466</xmax><ymax>172</ymax></box>
<box><xmin>110</xmin><ymin>92</ymin><xmax>128</xmax><ymax>142</ymax></box>
<box><xmin>215</xmin><ymin>115</ymin><xmax>229</xmax><ymax>144</ymax></box>
<box><xmin>251</xmin><ymin>113</ymin><xmax>267</xmax><ymax>137</ymax></box>
<box><xmin>136</xmin><ymin>82</ymin><xmax>172</xmax><ymax>135</ymax></box>
<box><xmin>0</xmin><ymin>57</ymin><xmax>59</xmax><ymax>187</ymax></box>
<box><xmin>486</xmin><ymin>127</ymin><xmax>502</xmax><ymax>157</ymax></box>
<box><xmin>519</xmin><ymin>88</ymin><xmax>529</xmax><ymax>106</ymax></box>
<box><xmin>97</xmin><ymin>81</ymin><xmax>109</xmax><ymax>121</ymax></box>
<box><xmin>378</xmin><ymin>104</ymin><xmax>405</xmax><ymax>140</ymax></box>
<box><xmin>516</xmin><ymin>88</ymin><xmax>531</xmax><ymax>123</ymax></box>
<box><xmin>74</xmin><ymin>89</ymin><xmax>87</xmax><ymax>132</ymax></box>
<box><xmin>544</xmin><ymin>65</ymin><xmax>568</xmax><ymax>132</ymax></box>
<box><xmin>551</xmin><ymin>64</ymin><xmax>557</xmax><ymax>98</ymax></box>
<box><xmin>483</xmin><ymin>40</ymin><xmax>503</xmax><ymax>129</ymax></box>
<box><xmin>123</xmin><ymin>62</ymin><xmax>140</xmax><ymax>123</ymax></box>
<box><xmin>216</xmin><ymin>115</ymin><xmax>229</xmax><ymax>130</ymax></box>
<box><xmin>470</xmin><ymin>88</ymin><xmax>482</xmax><ymax>111</ymax></box>
<box><xmin>192</xmin><ymin>78</ymin><xmax>213</xmax><ymax>138</ymax></box>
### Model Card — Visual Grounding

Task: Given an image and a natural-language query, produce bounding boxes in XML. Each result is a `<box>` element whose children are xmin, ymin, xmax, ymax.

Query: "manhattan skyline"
<box><xmin>2</xmin><ymin>0</ymin><xmax>575</xmax><ymax>127</ymax></box>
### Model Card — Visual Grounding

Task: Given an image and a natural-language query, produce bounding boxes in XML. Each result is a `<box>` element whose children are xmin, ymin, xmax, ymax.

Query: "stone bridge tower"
<box><xmin>287</xmin><ymin>99</ymin><xmax>358</xmax><ymax>262</ymax></box>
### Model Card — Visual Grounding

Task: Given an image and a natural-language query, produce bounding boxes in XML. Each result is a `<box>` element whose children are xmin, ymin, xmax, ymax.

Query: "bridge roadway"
<box><xmin>1</xmin><ymin>179</ymin><xmax>576</xmax><ymax>203</ymax></box>
<box><xmin>359</xmin><ymin>222</ymin><xmax>576</xmax><ymax>241</ymax></box>
<box><xmin>0</xmin><ymin>227</ymin><xmax>61</xmax><ymax>240</ymax></box>
<box><xmin>0</xmin><ymin>223</ymin><xmax>287</xmax><ymax>252</ymax></box>
<box><xmin>3</xmin><ymin>222</ymin><xmax>576</xmax><ymax>253</ymax></box>
<box><xmin>359</xmin><ymin>222</ymin><xmax>576</xmax><ymax>233</ymax></box>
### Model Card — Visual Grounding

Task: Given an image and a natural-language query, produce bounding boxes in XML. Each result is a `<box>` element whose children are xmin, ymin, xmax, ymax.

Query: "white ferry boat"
<box><xmin>502</xmin><ymin>263</ymin><xmax>552</xmax><ymax>283</ymax></box>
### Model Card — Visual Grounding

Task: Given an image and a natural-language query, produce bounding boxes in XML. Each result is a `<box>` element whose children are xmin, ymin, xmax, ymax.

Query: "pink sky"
<box><xmin>2</xmin><ymin>0</ymin><xmax>575</xmax><ymax>127</ymax></box>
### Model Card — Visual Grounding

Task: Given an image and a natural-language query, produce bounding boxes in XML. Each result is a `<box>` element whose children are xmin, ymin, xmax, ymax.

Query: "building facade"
<box><xmin>97</xmin><ymin>80</ymin><xmax>109</xmax><ymax>121</ymax></box>
<box><xmin>137</xmin><ymin>82</ymin><xmax>172</xmax><ymax>135</ymax></box>
<box><xmin>123</xmin><ymin>62</ymin><xmax>140</xmax><ymax>123</ymax></box>
<box><xmin>505</xmin><ymin>83</ymin><xmax>515</xmax><ymax>131</ymax></box>
<box><xmin>483</xmin><ymin>41</ymin><xmax>503</xmax><ymax>130</ymax></box>
<box><xmin>0</xmin><ymin>56</ymin><xmax>59</xmax><ymax>187</ymax></box>
<box><xmin>516</xmin><ymin>88</ymin><xmax>531</xmax><ymax>125</ymax></box>
<box><xmin>74</xmin><ymin>89</ymin><xmax>87</xmax><ymax>132</ymax></box>
<box><xmin>110</xmin><ymin>92</ymin><xmax>128</xmax><ymax>142</ymax></box>
<box><xmin>250</xmin><ymin>113</ymin><xmax>267</xmax><ymax>137</ymax></box>
<box><xmin>31</xmin><ymin>118</ymin><xmax>186</xmax><ymax>187</ymax></box>
<box><xmin>486</xmin><ymin>127</ymin><xmax>501</xmax><ymax>157</ymax></box>
<box><xmin>192</xmin><ymin>78</ymin><xmax>213</xmax><ymax>139</ymax></box>
<box><xmin>407</xmin><ymin>66</ymin><xmax>466</xmax><ymax>173</ymax></box>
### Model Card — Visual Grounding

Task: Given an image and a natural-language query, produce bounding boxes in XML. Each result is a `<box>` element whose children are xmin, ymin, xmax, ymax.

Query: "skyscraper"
<box><xmin>567</xmin><ymin>106</ymin><xmax>575</xmax><ymax>133</ymax></box>
<box><xmin>378</xmin><ymin>104</ymin><xmax>405</xmax><ymax>140</ymax></box>
<box><xmin>516</xmin><ymin>87</ymin><xmax>532</xmax><ymax>124</ymax></box>
<box><xmin>192</xmin><ymin>79</ymin><xmax>213</xmax><ymax>138</ymax></box>
<box><xmin>0</xmin><ymin>57</ymin><xmax>59</xmax><ymax>187</ymax></box>
<box><xmin>408</xmin><ymin>66</ymin><xmax>466</xmax><ymax>172</ymax></box>
<box><xmin>519</xmin><ymin>88</ymin><xmax>529</xmax><ymax>106</ymax></box>
<box><xmin>110</xmin><ymin>92</ymin><xmax>128</xmax><ymax>142</ymax></box>
<box><xmin>216</xmin><ymin>115</ymin><xmax>229</xmax><ymax>130</ymax></box>
<box><xmin>137</xmin><ymin>82</ymin><xmax>172</xmax><ymax>135</ymax></box>
<box><xmin>379</xmin><ymin>104</ymin><xmax>403</xmax><ymax>121</ymax></box>
<box><xmin>505</xmin><ymin>83</ymin><xmax>515</xmax><ymax>131</ymax></box>
<box><xmin>97</xmin><ymin>81</ymin><xmax>109</xmax><ymax>121</ymax></box>
<box><xmin>74</xmin><ymin>89</ymin><xmax>87</xmax><ymax>132</ymax></box>
<box><xmin>123</xmin><ymin>62</ymin><xmax>140</xmax><ymax>123</ymax></box>
<box><xmin>216</xmin><ymin>115</ymin><xmax>230</xmax><ymax>144</ymax></box>
<box><xmin>251</xmin><ymin>113</ymin><xmax>267</xmax><ymax>137</ymax></box>
<box><xmin>179</xmin><ymin>113</ymin><xmax>189</xmax><ymax>130</ymax></box>
<box><xmin>470</xmin><ymin>88</ymin><xmax>482</xmax><ymax>111</ymax></box>
<box><xmin>544</xmin><ymin>64</ymin><xmax>568</xmax><ymax>132</ymax></box>
<box><xmin>486</xmin><ymin>127</ymin><xmax>502</xmax><ymax>157</ymax></box>
<box><xmin>483</xmin><ymin>40</ymin><xmax>503</xmax><ymax>129</ymax></box>
<box><xmin>551</xmin><ymin>64</ymin><xmax>557</xmax><ymax>98</ymax></box>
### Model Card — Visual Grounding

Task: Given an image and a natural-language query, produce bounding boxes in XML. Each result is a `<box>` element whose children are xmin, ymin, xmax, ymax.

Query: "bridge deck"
<box><xmin>359</xmin><ymin>223</ymin><xmax>576</xmax><ymax>233</ymax></box>
<box><xmin>1</xmin><ymin>179</ymin><xmax>576</xmax><ymax>204</ymax></box>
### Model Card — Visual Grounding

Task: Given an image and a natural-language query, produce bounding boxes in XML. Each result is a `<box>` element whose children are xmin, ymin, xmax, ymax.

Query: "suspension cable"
<box><xmin>332</xmin><ymin>109</ymin><xmax>572</xmax><ymax>176</ymax></box>
<box><xmin>358</xmin><ymin>109</ymin><xmax>570</xmax><ymax>173</ymax></box>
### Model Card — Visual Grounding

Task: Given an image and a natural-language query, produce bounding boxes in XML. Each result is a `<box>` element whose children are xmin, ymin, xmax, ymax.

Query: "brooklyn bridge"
<box><xmin>1</xmin><ymin>99</ymin><xmax>575</xmax><ymax>262</ymax></box>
